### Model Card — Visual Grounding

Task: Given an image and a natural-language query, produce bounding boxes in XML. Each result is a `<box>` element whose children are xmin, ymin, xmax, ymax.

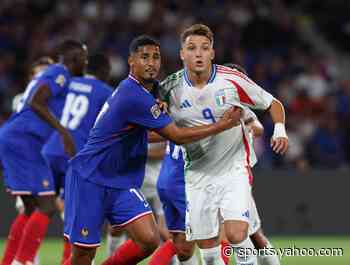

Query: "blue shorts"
<box><xmin>157</xmin><ymin>186</ymin><xmax>186</xmax><ymax>232</ymax></box>
<box><xmin>0</xmin><ymin>132</ymin><xmax>55</xmax><ymax>196</ymax></box>
<box><xmin>64</xmin><ymin>168</ymin><xmax>152</xmax><ymax>247</ymax></box>
<box><xmin>43</xmin><ymin>154</ymin><xmax>68</xmax><ymax>199</ymax></box>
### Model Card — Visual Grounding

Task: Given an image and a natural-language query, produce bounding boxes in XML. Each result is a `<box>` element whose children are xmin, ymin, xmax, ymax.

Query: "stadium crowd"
<box><xmin>0</xmin><ymin>0</ymin><xmax>349</xmax><ymax>169</ymax></box>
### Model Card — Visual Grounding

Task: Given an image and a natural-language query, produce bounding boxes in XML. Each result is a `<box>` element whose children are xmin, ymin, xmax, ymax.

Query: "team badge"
<box><xmin>150</xmin><ymin>104</ymin><xmax>161</xmax><ymax>119</ymax></box>
<box><xmin>42</xmin><ymin>179</ymin><xmax>49</xmax><ymax>188</ymax></box>
<box><xmin>215</xmin><ymin>89</ymin><xmax>226</xmax><ymax>107</ymax></box>
<box><xmin>55</xmin><ymin>74</ymin><xmax>66</xmax><ymax>87</ymax></box>
<box><xmin>81</xmin><ymin>228</ymin><xmax>89</xmax><ymax>237</ymax></box>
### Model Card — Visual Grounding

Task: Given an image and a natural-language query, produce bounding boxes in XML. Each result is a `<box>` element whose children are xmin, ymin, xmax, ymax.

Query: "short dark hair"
<box><xmin>181</xmin><ymin>24</ymin><xmax>214</xmax><ymax>45</ymax></box>
<box><xmin>129</xmin><ymin>35</ymin><xmax>160</xmax><ymax>55</ymax></box>
<box><xmin>87</xmin><ymin>53</ymin><xmax>110</xmax><ymax>75</ymax></box>
<box><xmin>223</xmin><ymin>63</ymin><xmax>248</xmax><ymax>75</ymax></box>
<box><xmin>57</xmin><ymin>39</ymin><xmax>85</xmax><ymax>56</ymax></box>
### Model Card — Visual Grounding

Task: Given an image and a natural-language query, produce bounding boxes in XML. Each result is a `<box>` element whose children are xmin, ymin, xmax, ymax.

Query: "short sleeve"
<box><xmin>38</xmin><ymin>66</ymin><xmax>69</xmax><ymax>96</ymax></box>
<box><xmin>225</xmin><ymin>75</ymin><xmax>274</xmax><ymax>110</ymax></box>
<box><xmin>127</xmin><ymin>89</ymin><xmax>172</xmax><ymax>129</ymax></box>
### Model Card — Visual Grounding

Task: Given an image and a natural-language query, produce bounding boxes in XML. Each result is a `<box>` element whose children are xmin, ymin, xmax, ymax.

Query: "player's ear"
<box><xmin>180</xmin><ymin>48</ymin><xmax>185</xmax><ymax>61</ymax></box>
<box><xmin>128</xmin><ymin>55</ymin><xmax>134</xmax><ymax>67</ymax></box>
<box><xmin>211</xmin><ymin>48</ymin><xmax>215</xmax><ymax>61</ymax></box>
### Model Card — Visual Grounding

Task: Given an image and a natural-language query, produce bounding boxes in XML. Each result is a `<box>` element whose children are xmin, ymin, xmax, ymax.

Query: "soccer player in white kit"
<box><xmin>223</xmin><ymin>63</ymin><xmax>281</xmax><ymax>265</ymax></box>
<box><xmin>159</xmin><ymin>24</ymin><xmax>288</xmax><ymax>265</ymax></box>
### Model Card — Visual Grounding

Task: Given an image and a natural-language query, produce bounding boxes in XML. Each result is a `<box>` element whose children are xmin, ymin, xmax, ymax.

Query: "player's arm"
<box><xmin>148</xmin><ymin>131</ymin><xmax>166</xmax><ymax>143</ymax></box>
<box><xmin>267</xmin><ymin>99</ymin><xmax>288</xmax><ymax>154</ymax></box>
<box><xmin>228</xmin><ymin>76</ymin><xmax>288</xmax><ymax>154</ymax></box>
<box><xmin>245</xmin><ymin>118</ymin><xmax>264</xmax><ymax>138</ymax></box>
<box><xmin>148</xmin><ymin>143</ymin><xmax>166</xmax><ymax>160</ymax></box>
<box><xmin>155</xmin><ymin>107</ymin><xmax>242</xmax><ymax>145</ymax></box>
<box><xmin>29</xmin><ymin>83</ymin><xmax>75</xmax><ymax>156</ymax></box>
<box><xmin>243</xmin><ymin>108</ymin><xmax>264</xmax><ymax>138</ymax></box>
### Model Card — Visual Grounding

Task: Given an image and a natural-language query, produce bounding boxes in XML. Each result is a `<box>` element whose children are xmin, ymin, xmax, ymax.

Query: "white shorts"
<box><xmin>141</xmin><ymin>179</ymin><xmax>163</xmax><ymax>216</ymax></box>
<box><xmin>248</xmin><ymin>195</ymin><xmax>261</xmax><ymax>236</ymax></box>
<box><xmin>185</xmin><ymin>165</ymin><xmax>252</xmax><ymax>241</ymax></box>
<box><xmin>142</xmin><ymin>158</ymin><xmax>163</xmax><ymax>215</ymax></box>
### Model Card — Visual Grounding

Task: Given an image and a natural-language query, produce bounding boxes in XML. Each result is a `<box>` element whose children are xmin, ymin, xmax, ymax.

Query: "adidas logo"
<box><xmin>180</xmin><ymin>100</ymin><xmax>192</xmax><ymax>109</ymax></box>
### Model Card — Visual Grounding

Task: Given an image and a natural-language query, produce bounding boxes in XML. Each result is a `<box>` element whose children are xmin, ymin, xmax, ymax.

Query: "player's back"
<box><xmin>42</xmin><ymin>76</ymin><xmax>113</xmax><ymax>158</ymax></box>
<box><xmin>0</xmin><ymin>64</ymin><xmax>70</xmax><ymax>141</ymax></box>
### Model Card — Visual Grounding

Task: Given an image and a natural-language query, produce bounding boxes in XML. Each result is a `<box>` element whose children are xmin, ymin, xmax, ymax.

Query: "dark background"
<box><xmin>1</xmin><ymin>0</ymin><xmax>350</xmax><ymax>236</ymax></box>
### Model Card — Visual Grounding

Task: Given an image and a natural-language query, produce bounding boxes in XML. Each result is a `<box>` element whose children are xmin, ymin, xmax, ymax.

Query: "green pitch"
<box><xmin>0</xmin><ymin>236</ymin><xmax>348</xmax><ymax>265</ymax></box>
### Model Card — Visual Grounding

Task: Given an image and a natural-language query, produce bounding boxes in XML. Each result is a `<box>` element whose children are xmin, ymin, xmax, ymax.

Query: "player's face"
<box><xmin>180</xmin><ymin>35</ymin><xmax>214</xmax><ymax>74</ymax></box>
<box><xmin>129</xmin><ymin>45</ymin><xmax>161</xmax><ymax>83</ymax></box>
<box><xmin>72</xmin><ymin>46</ymin><xmax>88</xmax><ymax>76</ymax></box>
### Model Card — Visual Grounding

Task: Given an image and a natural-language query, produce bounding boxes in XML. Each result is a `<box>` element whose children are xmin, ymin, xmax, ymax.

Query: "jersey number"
<box><xmin>60</xmin><ymin>93</ymin><xmax>89</xmax><ymax>130</ymax></box>
<box><xmin>166</xmin><ymin>142</ymin><xmax>182</xmax><ymax>160</ymax></box>
<box><xmin>16</xmin><ymin>80</ymin><xmax>38</xmax><ymax>112</ymax></box>
<box><xmin>202</xmin><ymin>108</ymin><xmax>216</xmax><ymax>123</ymax></box>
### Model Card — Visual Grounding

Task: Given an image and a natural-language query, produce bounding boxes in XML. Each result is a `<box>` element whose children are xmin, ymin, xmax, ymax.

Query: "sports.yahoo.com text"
<box><xmin>222</xmin><ymin>245</ymin><xmax>344</xmax><ymax>258</ymax></box>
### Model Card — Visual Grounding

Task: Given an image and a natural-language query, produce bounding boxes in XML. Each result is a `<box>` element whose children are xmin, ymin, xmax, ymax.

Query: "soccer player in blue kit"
<box><xmin>1</xmin><ymin>56</ymin><xmax>54</xmax><ymax>265</ymax></box>
<box><xmin>41</xmin><ymin>53</ymin><xmax>113</xmax><ymax>264</ymax></box>
<box><xmin>0</xmin><ymin>40</ymin><xmax>87</xmax><ymax>265</ymax></box>
<box><xmin>62</xmin><ymin>35</ymin><xmax>242</xmax><ymax>265</ymax></box>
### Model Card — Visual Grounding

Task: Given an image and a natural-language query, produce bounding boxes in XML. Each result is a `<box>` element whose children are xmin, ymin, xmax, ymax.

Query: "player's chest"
<box><xmin>169</xmin><ymin>84</ymin><xmax>230</xmax><ymax>123</ymax></box>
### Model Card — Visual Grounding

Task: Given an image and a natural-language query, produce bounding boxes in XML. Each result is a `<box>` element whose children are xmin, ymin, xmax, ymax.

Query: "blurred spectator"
<box><xmin>0</xmin><ymin>0</ymin><xmax>348</xmax><ymax>169</ymax></box>
<box><xmin>307</xmin><ymin>114</ymin><xmax>346</xmax><ymax>168</ymax></box>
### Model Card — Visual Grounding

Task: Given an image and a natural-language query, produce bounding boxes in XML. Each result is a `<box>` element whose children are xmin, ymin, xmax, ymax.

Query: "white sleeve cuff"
<box><xmin>272</xmin><ymin>123</ymin><xmax>287</xmax><ymax>139</ymax></box>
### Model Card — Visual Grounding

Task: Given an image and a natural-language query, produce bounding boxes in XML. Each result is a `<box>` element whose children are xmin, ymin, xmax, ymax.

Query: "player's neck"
<box><xmin>187</xmin><ymin>66</ymin><xmax>212</xmax><ymax>89</ymax></box>
<box><xmin>129</xmin><ymin>73</ymin><xmax>153</xmax><ymax>91</ymax></box>
<box><xmin>141</xmin><ymin>82</ymin><xmax>154</xmax><ymax>91</ymax></box>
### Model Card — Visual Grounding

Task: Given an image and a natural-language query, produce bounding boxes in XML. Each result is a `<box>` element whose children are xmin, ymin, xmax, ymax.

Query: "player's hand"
<box><xmin>219</xmin><ymin>106</ymin><xmax>242</xmax><ymax>129</ymax></box>
<box><xmin>270</xmin><ymin>137</ymin><xmax>288</xmax><ymax>155</ymax></box>
<box><xmin>61</xmin><ymin>130</ymin><xmax>76</xmax><ymax>157</ymax></box>
<box><xmin>156</xmin><ymin>99</ymin><xmax>169</xmax><ymax>114</ymax></box>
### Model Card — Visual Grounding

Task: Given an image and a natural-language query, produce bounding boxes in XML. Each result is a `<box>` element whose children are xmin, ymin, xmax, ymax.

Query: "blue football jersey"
<box><xmin>70</xmin><ymin>75</ymin><xmax>172</xmax><ymax>189</ymax></box>
<box><xmin>1</xmin><ymin>64</ymin><xmax>70</xmax><ymax>140</ymax></box>
<box><xmin>42</xmin><ymin>76</ymin><xmax>113</xmax><ymax>158</ymax></box>
<box><xmin>157</xmin><ymin>141</ymin><xmax>185</xmax><ymax>189</ymax></box>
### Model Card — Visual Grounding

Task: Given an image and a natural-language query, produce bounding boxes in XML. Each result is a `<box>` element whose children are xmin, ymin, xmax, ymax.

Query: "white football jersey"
<box><xmin>160</xmin><ymin>64</ymin><xmax>273</xmax><ymax>187</ymax></box>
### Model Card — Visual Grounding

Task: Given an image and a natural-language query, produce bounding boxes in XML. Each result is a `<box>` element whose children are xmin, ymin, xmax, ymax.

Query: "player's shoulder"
<box><xmin>111</xmin><ymin>77</ymin><xmax>148</xmax><ymax>104</ymax></box>
<box><xmin>44</xmin><ymin>63</ymin><xmax>69</xmax><ymax>76</ymax></box>
<box><xmin>215</xmin><ymin>64</ymin><xmax>254</xmax><ymax>84</ymax></box>
<box><xmin>160</xmin><ymin>69</ymin><xmax>184</xmax><ymax>91</ymax></box>
<box><xmin>40</xmin><ymin>63</ymin><xmax>70</xmax><ymax>86</ymax></box>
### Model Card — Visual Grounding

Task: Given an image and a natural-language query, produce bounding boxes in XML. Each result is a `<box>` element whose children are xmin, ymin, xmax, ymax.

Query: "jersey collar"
<box><xmin>128</xmin><ymin>74</ymin><xmax>150</xmax><ymax>94</ymax></box>
<box><xmin>184</xmin><ymin>64</ymin><xmax>217</xmax><ymax>87</ymax></box>
<box><xmin>85</xmin><ymin>74</ymin><xmax>97</xmax><ymax>79</ymax></box>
